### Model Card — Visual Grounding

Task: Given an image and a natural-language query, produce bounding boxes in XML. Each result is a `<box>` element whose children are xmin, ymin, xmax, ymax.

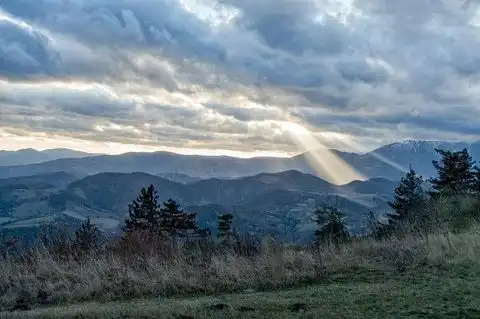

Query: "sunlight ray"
<box><xmin>279</xmin><ymin>121</ymin><xmax>366</xmax><ymax>184</ymax></box>
<box><xmin>319</xmin><ymin>132</ymin><xmax>408</xmax><ymax>173</ymax></box>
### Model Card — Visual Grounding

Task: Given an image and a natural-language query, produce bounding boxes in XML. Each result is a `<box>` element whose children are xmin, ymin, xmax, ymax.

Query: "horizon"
<box><xmin>0</xmin><ymin>131</ymin><xmax>383</xmax><ymax>157</ymax></box>
<box><xmin>1</xmin><ymin>138</ymin><xmax>479</xmax><ymax>160</ymax></box>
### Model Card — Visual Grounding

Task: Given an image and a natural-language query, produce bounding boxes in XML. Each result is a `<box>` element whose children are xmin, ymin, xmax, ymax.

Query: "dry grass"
<box><xmin>3</xmin><ymin>272</ymin><xmax>480</xmax><ymax>318</ymax></box>
<box><xmin>0</xmin><ymin>226</ymin><xmax>479</xmax><ymax>312</ymax></box>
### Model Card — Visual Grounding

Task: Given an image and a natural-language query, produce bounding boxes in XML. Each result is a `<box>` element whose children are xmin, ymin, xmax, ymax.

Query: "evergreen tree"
<box><xmin>159</xmin><ymin>199</ymin><xmax>198</xmax><ymax>241</ymax></box>
<box><xmin>472</xmin><ymin>166</ymin><xmax>480</xmax><ymax>195</ymax></box>
<box><xmin>429</xmin><ymin>148</ymin><xmax>476</xmax><ymax>196</ymax></box>
<box><xmin>387</xmin><ymin>168</ymin><xmax>425</xmax><ymax>227</ymax></box>
<box><xmin>196</xmin><ymin>227</ymin><xmax>212</xmax><ymax>239</ymax></box>
<box><xmin>73</xmin><ymin>217</ymin><xmax>101</xmax><ymax>252</ymax></box>
<box><xmin>123</xmin><ymin>184</ymin><xmax>161</xmax><ymax>234</ymax></box>
<box><xmin>217</xmin><ymin>213</ymin><xmax>234</xmax><ymax>245</ymax></box>
<box><xmin>314</xmin><ymin>206</ymin><xmax>349</xmax><ymax>245</ymax></box>
<box><xmin>364</xmin><ymin>210</ymin><xmax>391</xmax><ymax>239</ymax></box>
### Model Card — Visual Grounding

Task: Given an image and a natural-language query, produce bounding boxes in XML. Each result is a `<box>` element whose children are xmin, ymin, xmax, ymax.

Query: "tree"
<box><xmin>217</xmin><ymin>213</ymin><xmax>234</xmax><ymax>245</ymax></box>
<box><xmin>159</xmin><ymin>199</ymin><xmax>198</xmax><ymax>241</ymax></box>
<box><xmin>429</xmin><ymin>148</ymin><xmax>476</xmax><ymax>196</ymax></box>
<box><xmin>73</xmin><ymin>217</ymin><xmax>101</xmax><ymax>252</ymax></box>
<box><xmin>196</xmin><ymin>227</ymin><xmax>212</xmax><ymax>239</ymax></box>
<box><xmin>314</xmin><ymin>206</ymin><xmax>349</xmax><ymax>245</ymax></box>
<box><xmin>387</xmin><ymin>168</ymin><xmax>425</xmax><ymax>228</ymax></box>
<box><xmin>364</xmin><ymin>210</ymin><xmax>391</xmax><ymax>239</ymax></box>
<box><xmin>123</xmin><ymin>184</ymin><xmax>161</xmax><ymax>234</ymax></box>
<box><xmin>472</xmin><ymin>166</ymin><xmax>480</xmax><ymax>195</ymax></box>
<box><xmin>124</xmin><ymin>185</ymin><xmax>207</xmax><ymax>244</ymax></box>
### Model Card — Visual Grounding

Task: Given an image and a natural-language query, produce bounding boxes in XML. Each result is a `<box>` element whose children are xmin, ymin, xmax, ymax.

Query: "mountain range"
<box><xmin>0</xmin><ymin>169</ymin><xmax>397</xmax><ymax>242</ymax></box>
<box><xmin>1</xmin><ymin>140</ymin><xmax>480</xmax><ymax>183</ymax></box>
<box><xmin>0</xmin><ymin>148</ymin><xmax>94</xmax><ymax>167</ymax></box>
<box><xmin>1</xmin><ymin>139</ymin><xmax>478</xmax><ymax>243</ymax></box>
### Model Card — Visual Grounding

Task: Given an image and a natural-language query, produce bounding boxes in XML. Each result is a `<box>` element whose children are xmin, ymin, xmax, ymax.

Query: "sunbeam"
<box><xmin>319</xmin><ymin>132</ymin><xmax>408</xmax><ymax>173</ymax></box>
<box><xmin>279</xmin><ymin>121</ymin><xmax>366</xmax><ymax>185</ymax></box>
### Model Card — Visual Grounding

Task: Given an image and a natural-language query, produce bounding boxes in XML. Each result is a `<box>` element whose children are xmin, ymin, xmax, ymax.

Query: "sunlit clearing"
<box><xmin>279</xmin><ymin>121</ymin><xmax>366</xmax><ymax>185</ymax></box>
<box><xmin>319</xmin><ymin>132</ymin><xmax>408</xmax><ymax>173</ymax></box>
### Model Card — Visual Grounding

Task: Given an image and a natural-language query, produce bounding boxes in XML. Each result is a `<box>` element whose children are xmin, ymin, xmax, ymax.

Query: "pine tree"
<box><xmin>123</xmin><ymin>184</ymin><xmax>161</xmax><ymax>234</ymax></box>
<box><xmin>196</xmin><ymin>227</ymin><xmax>212</xmax><ymax>239</ymax></box>
<box><xmin>472</xmin><ymin>166</ymin><xmax>480</xmax><ymax>195</ymax></box>
<box><xmin>364</xmin><ymin>210</ymin><xmax>391</xmax><ymax>239</ymax></box>
<box><xmin>314</xmin><ymin>206</ymin><xmax>349</xmax><ymax>245</ymax></box>
<box><xmin>159</xmin><ymin>199</ymin><xmax>198</xmax><ymax>241</ymax></box>
<box><xmin>429</xmin><ymin>148</ymin><xmax>476</xmax><ymax>196</ymax></box>
<box><xmin>387</xmin><ymin>168</ymin><xmax>425</xmax><ymax>227</ymax></box>
<box><xmin>217</xmin><ymin>213</ymin><xmax>234</xmax><ymax>245</ymax></box>
<box><xmin>73</xmin><ymin>217</ymin><xmax>101</xmax><ymax>252</ymax></box>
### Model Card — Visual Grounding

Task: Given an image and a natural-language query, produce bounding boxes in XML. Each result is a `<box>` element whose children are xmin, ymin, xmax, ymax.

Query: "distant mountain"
<box><xmin>156</xmin><ymin>173</ymin><xmax>203</xmax><ymax>184</ymax></box>
<box><xmin>0</xmin><ymin>172</ymin><xmax>78</xmax><ymax>189</ymax></box>
<box><xmin>0</xmin><ymin>170</ymin><xmax>397</xmax><ymax>241</ymax></box>
<box><xmin>366</xmin><ymin>140</ymin><xmax>480</xmax><ymax>178</ymax></box>
<box><xmin>294</xmin><ymin>140</ymin><xmax>480</xmax><ymax>181</ymax></box>
<box><xmin>249</xmin><ymin>170</ymin><xmax>335</xmax><ymax>192</ymax></box>
<box><xmin>340</xmin><ymin>177</ymin><xmax>398</xmax><ymax>195</ymax></box>
<box><xmin>1</xmin><ymin>139</ymin><xmax>479</xmax><ymax>241</ymax></box>
<box><xmin>0</xmin><ymin>148</ymin><xmax>95</xmax><ymax>166</ymax></box>
<box><xmin>1</xmin><ymin>140</ymin><xmax>478</xmax><ymax>183</ymax></box>
<box><xmin>67</xmin><ymin>172</ymin><xmax>196</xmax><ymax>213</ymax></box>
<box><xmin>0</xmin><ymin>151</ymin><xmax>291</xmax><ymax>180</ymax></box>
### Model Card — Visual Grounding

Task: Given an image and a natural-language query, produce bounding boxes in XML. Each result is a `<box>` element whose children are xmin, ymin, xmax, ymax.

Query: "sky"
<box><xmin>1</xmin><ymin>0</ymin><xmax>480</xmax><ymax>157</ymax></box>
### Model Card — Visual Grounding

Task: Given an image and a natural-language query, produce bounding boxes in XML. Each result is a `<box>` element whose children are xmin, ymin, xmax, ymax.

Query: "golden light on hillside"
<box><xmin>279</xmin><ymin>121</ymin><xmax>366</xmax><ymax>185</ymax></box>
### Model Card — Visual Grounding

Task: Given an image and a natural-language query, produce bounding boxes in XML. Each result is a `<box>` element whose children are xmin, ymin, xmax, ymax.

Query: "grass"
<box><xmin>0</xmin><ymin>226</ymin><xmax>479</xmax><ymax>317</ymax></box>
<box><xmin>0</xmin><ymin>228</ymin><xmax>480</xmax><ymax>317</ymax></box>
<box><xmin>2</xmin><ymin>268</ymin><xmax>479</xmax><ymax>318</ymax></box>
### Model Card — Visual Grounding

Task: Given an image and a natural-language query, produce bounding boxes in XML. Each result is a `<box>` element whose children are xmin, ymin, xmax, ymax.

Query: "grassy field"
<box><xmin>0</xmin><ymin>228</ymin><xmax>480</xmax><ymax>318</ymax></box>
<box><xmin>2</xmin><ymin>266</ymin><xmax>479</xmax><ymax>318</ymax></box>
<box><xmin>0</xmin><ymin>226</ymin><xmax>479</xmax><ymax>318</ymax></box>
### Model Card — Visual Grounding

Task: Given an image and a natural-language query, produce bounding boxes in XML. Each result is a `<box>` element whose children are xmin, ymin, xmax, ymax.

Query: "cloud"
<box><xmin>0</xmin><ymin>14</ymin><xmax>59</xmax><ymax>78</ymax></box>
<box><xmin>1</xmin><ymin>0</ymin><xmax>480</xmax><ymax>155</ymax></box>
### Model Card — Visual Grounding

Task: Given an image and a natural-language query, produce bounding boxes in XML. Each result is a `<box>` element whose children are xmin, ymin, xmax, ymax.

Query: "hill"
<box><xmin>0</xmin><ymin>170</ymin><xmax>396</xmax><ymax>240</ymax></box>
<box><xmin>340</xmin><ymin>177</ymin><xmax>398</xmax><ymax>195</ymax></box>
<box><xmin>156</xmin><ymin>172</ymin><xmax>203</xmax><ymax>184</ymax></box>
<box><xmin>67</xmin><ymin>172</ymin><xmax>196</xmax><ymax>213</ymax></box>
<box><xmin>0</xmin><ymin>172</ymin><xmax>78</xmax><ymax>189</ymax></box>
